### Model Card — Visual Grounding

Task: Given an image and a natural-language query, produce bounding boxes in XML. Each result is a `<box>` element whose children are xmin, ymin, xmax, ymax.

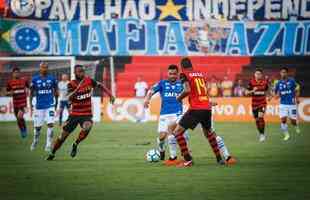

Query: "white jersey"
<box><xmin>58</xmin><ymin>81</ymin><xmax>69</xmax><ymax>101</ymax></box>
<box><xmin>135</xmin><ymin>81</ymin><xmax>148</xmax><ymax>97</ymax></box>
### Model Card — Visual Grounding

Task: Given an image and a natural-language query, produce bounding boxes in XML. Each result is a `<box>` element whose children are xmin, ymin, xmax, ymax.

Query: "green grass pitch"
<box><xmin>0</xmin><ymin>121</ymin><xmax>310</xmax><ymax>200</ymax></box>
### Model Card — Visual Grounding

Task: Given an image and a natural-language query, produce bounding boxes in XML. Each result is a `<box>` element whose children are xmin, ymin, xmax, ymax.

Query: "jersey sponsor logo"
<box><xmin>253</xmin><ymin>91</ymin><xmax>266</xmax><ymax>95</ymax></box>
<box><xmin>280</xmin><ymin>90</ymin><xmax>292</xmax><ymax>95</ymax></box>
<box><xmin>76</xmin><ymin>93</ymin><xmax>92</xmax><ymax>100</ymax></box>
<box><xmin>13</xmin><ymin>89</ymin><xmax>25</xmax><ymax>94</ymax></box>
<box><xmin>38</xmin><ymin>89</ymin><xmax>52</xmax><ymax>94</ymax></box>
<box><xmin>164</xmin><ymin>92</ymin><xmax>178</xmax><ymax>97</ymax></box>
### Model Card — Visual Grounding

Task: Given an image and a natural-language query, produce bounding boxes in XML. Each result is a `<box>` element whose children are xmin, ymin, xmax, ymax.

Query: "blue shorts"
<box><xmin>60</xmin><ymin>101</ymin><xmax>69</xmax><ymax>109</ymax></box>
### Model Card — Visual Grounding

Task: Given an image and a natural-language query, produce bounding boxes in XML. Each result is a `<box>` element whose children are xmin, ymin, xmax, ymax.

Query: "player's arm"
<box><xmin>272</xmin><ymin>81</ymin><xmax>280</xmax><ymax>99</ymax></box>
<box><xmin>53</xmin><ymin>79</ymin><xmax>59</xmax><ymax>110</ymax></box>
<box><xmin>6</xmin><ymin>82</ymin><xmax>12</xmax><ymax>96</ymax></box>
<box><xmin>144</xmin><ymin>82</ymin><xmax>160</xmax><ymax>108</ymax></box>
<box><xmin>295</xmin><ymin>83</ymin><xmax>300</xmax><ymax>104</ymax></box>
<box><xmin>93</xmin><ymin>80</ymin><xmax>115</xmax><ymax>104</ymax></box>
<box><xmin>29</xmin><ymin>85</ymin><xmax>35</xmax><ymax>113</ymax></box>
<box><xmin>177</xmin><ymin>73</ymin><xmax>191</xmax><ymax>101</ymax></box>
<box><xmin>245</xmin><ymin>82</ymin><xmax>256</xmax><ymax>96</ymax></box>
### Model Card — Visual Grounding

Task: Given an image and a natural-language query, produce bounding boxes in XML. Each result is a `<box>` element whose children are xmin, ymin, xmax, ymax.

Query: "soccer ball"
<box><xmin>145</xmin><ymin>149</ymin><xmax>160</xmax><ymax>162</ymax></box>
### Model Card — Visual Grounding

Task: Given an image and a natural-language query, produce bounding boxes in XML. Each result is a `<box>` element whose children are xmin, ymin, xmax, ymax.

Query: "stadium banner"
<box><xmin>5</xmin><ymin>0</ymin><xmax>310</xmax><ymax>21</ymax></box>
<box><xmin>0</xmin><ymin>97</ymin><xmax>102</xmax><ymax>122</ymax></box>
<box><xmin>101</xmin><ymin>97</ymin><xmax>310</xmax><ymax>122</ymax></box>
<box><xmin>0</xmin><ymin>19</ymin><xmax>310</xmax><ymax>56</ymax></box>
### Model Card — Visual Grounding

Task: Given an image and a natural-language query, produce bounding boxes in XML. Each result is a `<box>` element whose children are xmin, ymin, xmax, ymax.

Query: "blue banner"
<box><xmin>1</xmin><ymin>19</ymin><xmax>309</xmax><ymax>56</ymax></box>
<box><xmin>6</xmin><ymin>0</ymin><xmax>310</xmax><ymax>21</ymax></box>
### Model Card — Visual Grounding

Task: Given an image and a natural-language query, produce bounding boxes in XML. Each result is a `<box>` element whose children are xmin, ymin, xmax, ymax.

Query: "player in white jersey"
<box><xmin>58</xmin><ymin>74</ymin><xmax>70</xmax><ymax>126</ymax></box>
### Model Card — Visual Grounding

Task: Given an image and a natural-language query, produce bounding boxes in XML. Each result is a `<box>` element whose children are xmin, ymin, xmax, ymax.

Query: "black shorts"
<box><xmin>252</xmin><ymin>107</ymin><xmax>266</xmax><ymax>119</ymax></box>
<box><xmin>13</xmin><ymin>107</ymin><xmax>25</xmax><ymax>116</ymax></box>
<box><xmin>63</xmin><ymin>115</ymin><xmax>93</xmax><ymax>134</ymax></box>
<box><xmin>179</xmin><ymin>109</ymin><xmax>212</xmax><ymax>130</ymax></box>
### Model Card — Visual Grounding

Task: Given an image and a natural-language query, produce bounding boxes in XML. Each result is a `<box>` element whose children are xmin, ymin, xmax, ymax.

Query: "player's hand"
<box><xmin>144</xmin><ymin>100</ymin><xmax>150</xmax><ymax>108</ymax></box>
<box><xmin>109</xmin><ymin>96</ymin><xmax>116</xmax><ymax>104</ymax></box>
<box><xmin>30</xmin><ymin>106</ymin><xmax>33</xmax><ymax>116</ymax></box>
<box><xmin>267</xmin><ymin>96</ymin><xmax>272</xmax><ymax>102</ymax></box>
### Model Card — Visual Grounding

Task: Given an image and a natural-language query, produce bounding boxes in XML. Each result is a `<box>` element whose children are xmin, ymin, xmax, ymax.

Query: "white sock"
<box><xmin>167</xmin><ymin>135</ymin><xmax>177</xmax><ymax>159</ymax></box>
<box><xmin>46</xmin><ymin>127</ymin><xmax>54</xmax><ymax>147</ymax></box>
<box><xmin>157</xmin><ymin>137</ymin><xmax>165</xmax><ymax>152</ymax></box>
<box><xmin>216</xmin><ymin>136</ymin><xmax>230</xmax><ymax>160</ymax></box>
<box><xmin>281</xmin><ymin>123</ymin><xmax>289</xmax><ymax>134</ymax></box>
<box><xmin>33</xmin><ymin>128</ymin><xmax>40</xmax><ymax>142</ymax></box>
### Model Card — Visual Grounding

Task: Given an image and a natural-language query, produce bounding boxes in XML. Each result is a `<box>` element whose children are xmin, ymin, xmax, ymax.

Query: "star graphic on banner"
<box><xmin>157</xmin><ymin>0</ymin><xmax>184</xmax><ymax>20</ymax></box>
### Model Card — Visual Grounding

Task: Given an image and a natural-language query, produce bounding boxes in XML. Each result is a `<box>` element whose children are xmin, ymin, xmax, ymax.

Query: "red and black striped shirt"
<box><xmin>248</xmin><ymin>78</ymin><xmax>269</xmax><ymax>109</ymax></box>
<box><xmin>68</xmin><ymin>76</ymin><xmax>97</xmax><ymax>116</ymax></box>
<box><xmin>6</xmin><ymin>78</ymin><xmax>29</xmax><ymax>108</ymax></box>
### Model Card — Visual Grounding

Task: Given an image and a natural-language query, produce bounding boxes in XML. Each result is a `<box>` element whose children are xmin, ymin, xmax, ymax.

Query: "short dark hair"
<box><xmin>280</xmin><ymin>67</ymin><xmax>289</xmax><ymax>72</ymax></box>
<box><xmin>74</xmin><ymin>64</ymin><xmax>84</xmax><ymax>71</ymax></box>
<box><xmin>255</xmin><ymin>68</ymin><xmax>263</xmax><ymax>73</ymax></box>
<box><xmin>180</xmin><ymin>57</ymin><xmax>192</xmax><ymax>69</ymax></box>
<box><xmin>12</xmin><ymin>67</ymin><xmax>20</xmax><ymax>72</ymax></box>
<box><xmin>168</xmin><ymin>64</ymin><xmax>178</xmax><ymax>71</ymax></box>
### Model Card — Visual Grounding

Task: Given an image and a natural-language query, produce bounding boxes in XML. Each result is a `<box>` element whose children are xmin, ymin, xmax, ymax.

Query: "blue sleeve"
<box><xmin>31</xmin><ymin>77</ymin><xmax>36</xmax><ymax>90</ymax></box>
<box><xmin>152</xmin><ymin>81</ymin><xmax>162</xmax><ymax>94</ymax></box>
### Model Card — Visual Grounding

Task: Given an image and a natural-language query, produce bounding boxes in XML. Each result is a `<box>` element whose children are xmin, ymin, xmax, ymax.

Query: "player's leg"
<box><xmin>31</xmin><ymin>109</ymin><xmax>44</xmax><ymax>151</ymax></box>
<box><xmin>70</xmin><ymin>117</ymin><xmax>93</xmax><ymax>158</ymax></box>
<box><xmin>14</xmin><ymin>108</ymin><xmax>27</xmax><ymax>138</ymax></box>
<box><xmin>253</xmin><ymin>107</ymin><xmax>266</xmax><ymax>142</ymax></box>
<box><xmin>158</xmin><ymin>132</ymin><xmax>167</xmax><ymax>160</ymax></box>
<box><xmin>47</xmin><ymin>116</ymin><xmax>78</xmax><ymax>160</ymax></box>
<box><xmin>279</xmin><ymin>104</ymin><xmax>290</xmax><ymax>140</ymax></box>
<box><xmin>200</xmin><ymin>110</ymin><xmax>225</xmax><ymax>165</ymax></box>
<box><xmin>157</xmin><ymin>115</ymin><xmax>168</xmax><ymax>160</ymax></box>
<box><xmin>289</xmin><ymin>105</ymin><xmax>300</xmax><ymax>134</ymax></box>
<box><xmin>45</xmin><ymin>108</ymin><xmax>56</xmax><ymax>152</ymax></box>
<box><xmin>46</xmin><ymin>130</ymin><xmax>70</xmax><ymax>160</ymax></box>
<box><xmin>59</xmin><ymin>101</ymin><xmax>64</xmax><ymax>126</ymax></box>
<box><xmin>172</xmin><ymin>111</ymin><xmax>197</xmax><ymax>167</ymax></box>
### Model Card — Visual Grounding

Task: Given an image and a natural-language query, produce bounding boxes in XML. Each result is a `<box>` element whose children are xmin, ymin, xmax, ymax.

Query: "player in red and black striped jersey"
<box><xmin>246</xmin><ymin>68</ymin><xmax>270</xmax><ymax>142</ymax></box>
<box><xmin>6</xmin><ymin>67</ymin><xmax>29</xmax><ymax>138</ymax></box>
<box><xmin>172</xmin><ymin>57</ymin><xmax>236</xmax><ymax>167</ymax></box>
<box><xmin>47</xmin><ymin>65</ymin><xmax>115</xmax><ymax>160</ymax></box>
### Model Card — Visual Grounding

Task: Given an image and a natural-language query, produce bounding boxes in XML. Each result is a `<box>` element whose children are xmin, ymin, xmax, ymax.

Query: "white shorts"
<box><xmin>158</xmin><ymin>114</ymin><xmax>182</xmax><ymax>133</ymax></box>
<box><xmin>279</xmin><ymin>104</ymin><xmax>297</xmax><ymax>120</ymax></box>
<box><xmin>33</xmin><ymin>107</ymin><xmax>55</xmax><ymax>127</ymax></box>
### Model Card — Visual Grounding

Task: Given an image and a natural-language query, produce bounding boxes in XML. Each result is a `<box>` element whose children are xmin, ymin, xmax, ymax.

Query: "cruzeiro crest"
<box><xmin>10</xmin><ymin>23</ymin><xmax>46</xmax><ymax>54</ymax></box>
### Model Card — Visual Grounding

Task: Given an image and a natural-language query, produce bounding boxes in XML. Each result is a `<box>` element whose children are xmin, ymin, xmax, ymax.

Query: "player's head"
<box><xmin>39</xmin><ymin>62</ymin><xmax>48</xmax><ymax>76</ymax></box>
<box><xmin>280</xmin><ymin>67</ymin><xmax>289</xmax><ymax>79</ymax></box>
<box><xmin>180</xmin><ymin>57</ymin><xmax>193</xmax><ymax>71</ymax></box>
<box><xmin>254</xmin><ymin>68</ymin><xmax>263</xmax><ymax>80</ymax></box>
<box><xmin>167</xmin><ymin>64</ymin><xmax>178</xmax><ymax>82</ymax></box>
<box><xmin>74</xmin><ymin>65</ymin><xmax>85</xmax><ymax>80</ymax></box>
<box><xmin>61</xmin><ymin>74</ymin><xmax>69</xmax><ymax>81</ymax></box>
<box><xmin>12</xmin><ymin>67</ymin><xmax>20</xmax><ymax>79</ymax></box>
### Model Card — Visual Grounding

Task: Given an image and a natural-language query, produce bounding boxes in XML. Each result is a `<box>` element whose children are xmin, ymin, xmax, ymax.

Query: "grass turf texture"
<box><xmin>0</xmin><ymin>122</ymin><xmax>310</xmax><ymax>200</ymax></box>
